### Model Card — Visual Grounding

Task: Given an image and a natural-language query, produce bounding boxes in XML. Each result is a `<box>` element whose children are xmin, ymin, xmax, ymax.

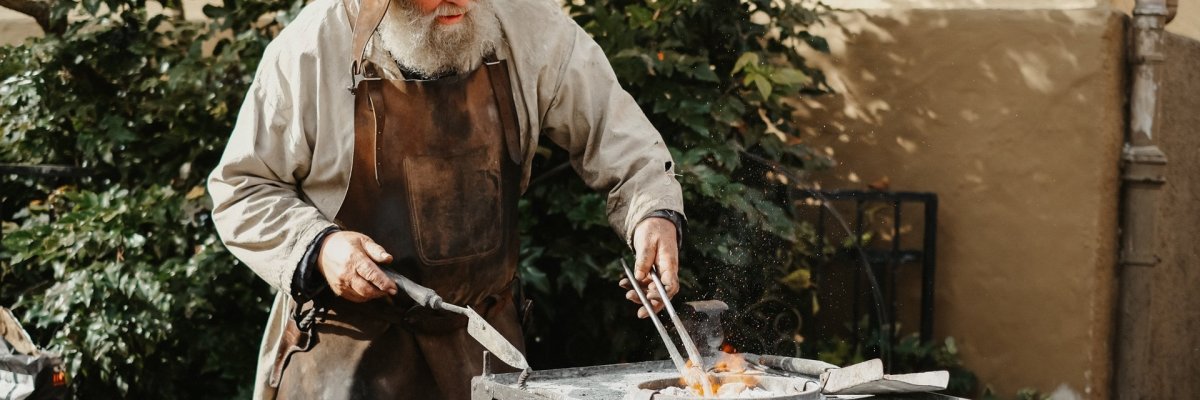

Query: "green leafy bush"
<box><xmin>1</xmin><ymin>0</ymin><xmax>299</xmax><ymax>396</ymax></box>
<box><xmin>4</xmin><ymin>185</ymin><xmax>267</xmax><ymax>397</ymax></box>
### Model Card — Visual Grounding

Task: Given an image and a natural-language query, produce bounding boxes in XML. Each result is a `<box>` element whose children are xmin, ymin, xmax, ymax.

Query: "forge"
<box><xmin>471</xmin><ymin>360</ymin><xmax>965</xmax><ymax>400</ymax></box>
<box><xmin>473</xmin><ymin>299</ymin><xmax>961</xmax><ymax>400</ymax></box>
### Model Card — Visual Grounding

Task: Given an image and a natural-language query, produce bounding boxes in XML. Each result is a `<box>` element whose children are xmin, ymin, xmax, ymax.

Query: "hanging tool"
<box><xmin>382</xmin><ymin>270</ymin><xmax>530</xmax><ymax>371</ymax></box>
<box><xmin>620</xmin><ymin>259</ymin><xmax>715</xmax><ymax>396</ymax></box>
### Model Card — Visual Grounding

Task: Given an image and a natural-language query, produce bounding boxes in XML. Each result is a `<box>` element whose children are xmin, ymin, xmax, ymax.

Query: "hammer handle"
<box><xmin>382</xmin><ymin>270</ymin><xmax>445</xmax><ymax>310</ymax></box>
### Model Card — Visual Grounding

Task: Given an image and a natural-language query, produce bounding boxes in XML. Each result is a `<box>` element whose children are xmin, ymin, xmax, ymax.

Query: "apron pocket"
<box><xmin>403</xmin><ymin>148</ymin><xmax>502</xmax><ymax>264</ymax></box>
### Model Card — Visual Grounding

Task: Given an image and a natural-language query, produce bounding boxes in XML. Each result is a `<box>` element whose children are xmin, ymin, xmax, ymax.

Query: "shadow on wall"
<box><xmin>798</xmin><ymin>8</ymin><xmax>1119</xmax><ymax>185</ymax></box>
<box><xmin>793</xmin><ymin>6</ymin><xmax>1126</xmax><ymax>399</ymax></box>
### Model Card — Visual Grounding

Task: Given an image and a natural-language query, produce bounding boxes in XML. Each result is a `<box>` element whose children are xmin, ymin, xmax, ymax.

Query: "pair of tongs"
<box><xmin>620</xmin><ymin>259</ymin><xmax>715</xmax><ymax>395</ymax></box>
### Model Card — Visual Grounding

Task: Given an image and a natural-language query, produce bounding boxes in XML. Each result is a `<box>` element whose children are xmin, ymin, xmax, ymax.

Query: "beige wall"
<box><xmin>798</xmin><ymin>6</ymin><xmax>1127</xmax><ymax>398</ymax></box>
<box><xmin>823</xmin><ymin>1</ymin><xmax>1199</xmax><ymax>40</ymax></box>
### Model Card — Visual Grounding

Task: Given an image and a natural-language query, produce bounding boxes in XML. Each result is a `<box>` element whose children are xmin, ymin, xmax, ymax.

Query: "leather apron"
<box><xmin>270</xmin><ymin>0</ymin><xmax>525</xmax><ymax>397</ymax></box>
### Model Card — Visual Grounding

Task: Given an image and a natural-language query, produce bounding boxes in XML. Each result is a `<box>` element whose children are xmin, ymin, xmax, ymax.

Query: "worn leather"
<box><xmin>267</xmin><ymin>308</ymin><xmax>316</xmax><ymax>388</ymax></box>
<box><xmin>350</xmin><ymin>0</ymin><xmax>387</xmax><ymax>76</ymax></box>
<box><xmin>271</xmin><ymin>0</ymin><xmax>525</xmax><ymax>396</ymax></box>
<box><xmin>275</xmin><ymin>291</ymin><xmax>522</xmax><ymax>399</ymax></box>
<box><xmin>338</xmin><ymin>60</ymin><xmax>523</xmax><ymax>305</ymax></box>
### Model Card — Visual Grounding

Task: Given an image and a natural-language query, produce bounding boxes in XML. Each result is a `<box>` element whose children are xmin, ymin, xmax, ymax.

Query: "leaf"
<box><xmin>811</xmin><ymin>291</ymin><xmax>821</xmax><ymax>315</ymax></box>
<box><xmin>627</xmin><ymin>5</ymin><xmax>654</xmax><ymax>28</ymax></box>
<box><xmin>184</xmin><ymin>186</ymin><xmax>205</xmax><ymax>200</ymax></box>
<box><xmin>771</xmin><ymin>68</ymin><xmax>809</xmax><ymax>85</ymax></box>
<box><xmin>779</xmin><ymin>268</ymin><xmax>812</xmax><ymax>291</ymax></box>
<box><xmin>202</xmin><ymin>4</ymin><xmax>229</xmax><ymax>18</ymax></box>
<box><xmin>752</xmin><ymin>74</ymin><xmax>772</xmax><ymax>99</ymax></box>
<box><xmin>692</xmin><ymin>64</ymin><xmax>719</xmax><ymax>82</ymax></box>
<box><xmin>519</xmin><ymin>263</ymin><xmax>551</xmax><ymax>293</ymax></box>
<box><xmin>82</xmin><ymin>0</ymin><xmax>102</xmax><ymax>15</ymax></box>
<box><xmin>801</xmin><ymin>31</ymin><xmax>831</xmax><ymax>53</ymax></box>
<box><xmin>732</xmin><ymin>52</ymin><xmax>759</xmax><ymax>75</ymax></box>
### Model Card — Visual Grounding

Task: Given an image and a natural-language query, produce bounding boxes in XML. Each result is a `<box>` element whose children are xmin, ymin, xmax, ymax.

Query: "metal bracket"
<box><xmin>1120</xmin><ymin>145</ymin><xmax>1168</xmax><ymax>186</ymax></box>
<box><xmin>1119</xmin><ymin>144</ymin><xmax>1168</xmax><ymax>268</ymax></box>
<box><xmin>347</xmin><ymin>74</ymin><xmax>381</xmax><ymax>95</ymax></box>
<box><xmin>1120</xmin><ymin>252</ymin><xmax>1162</xmax><ymax>267</ymax></box>
<box><xmin>346</xmin><ymin>60</ymin><xmax>383</xmax><ymax>95</ymax></box>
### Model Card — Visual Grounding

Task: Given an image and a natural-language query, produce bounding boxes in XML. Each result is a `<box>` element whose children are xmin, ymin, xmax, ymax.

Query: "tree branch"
<box><xmin>0</xmin><ymin>0</ymin><xmax>65</xmax><ymax>35</ymax></box>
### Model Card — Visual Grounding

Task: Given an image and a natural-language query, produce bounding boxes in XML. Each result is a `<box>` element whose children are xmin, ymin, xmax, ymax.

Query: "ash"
<box><xmin>659</xmin><ymin>384</ymin><xmax>777</xmax><ymax>398</ymax></box>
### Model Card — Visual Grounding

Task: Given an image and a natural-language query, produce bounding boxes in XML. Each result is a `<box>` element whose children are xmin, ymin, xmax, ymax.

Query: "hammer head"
<box><xmin>684</xmin><ymin>300</ymin><xmax>730</xmax><ymax>315</ymax></box>
<box><xmin>681</xmin><ymin>300</ymin><xmax>730</xmax><ymax>367</ymax></box>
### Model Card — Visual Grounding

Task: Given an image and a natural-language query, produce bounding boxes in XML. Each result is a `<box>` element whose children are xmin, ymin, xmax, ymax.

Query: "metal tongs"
<box><xmin>620</xmin><ymin>259</ymin><xmax>716</xmax><ymax>396</ymax></box>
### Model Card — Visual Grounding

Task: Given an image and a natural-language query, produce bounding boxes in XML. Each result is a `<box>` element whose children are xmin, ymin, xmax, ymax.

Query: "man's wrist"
<box><xmin>641</xmin><ymin>209</ymin><xmax>685</xmax><ymax>244</ymax></box>
<box><xmin>292</xmin><ymin>226</ymin><xmax>340</xmax><ymax>301</ymax></box>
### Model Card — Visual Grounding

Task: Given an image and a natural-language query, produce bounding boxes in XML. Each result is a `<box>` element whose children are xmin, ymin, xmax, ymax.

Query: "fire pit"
<box><xmin>471</xmin><ymin>359</ymin><xmax>966</xmax><ymax>400</ymax></box>
<box><xmin>470</xmin><ymin>360</ymin><xmax>819</xmax><ymax>400</ymax></box>
<box><xmin>471</xmin><ymin>300</ymin><xmax>962</xmax><ymax>400</ymax></box>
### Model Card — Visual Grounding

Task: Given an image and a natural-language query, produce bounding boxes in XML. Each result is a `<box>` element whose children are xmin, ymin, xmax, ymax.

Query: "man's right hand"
<box><xmin>317</xmin><ymin>231</ymin><xmax>399</xmax><ymax>302</ymax></box>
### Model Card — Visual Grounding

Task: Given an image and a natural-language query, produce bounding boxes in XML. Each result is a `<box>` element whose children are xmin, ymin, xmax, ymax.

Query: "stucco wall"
<box><xmin>824</xmin><ymin>0</ymin><xmax>1199</xmax><ymax>41</ymax></box>
<box><xmin>797</xmin><ymin>7</ymin><xmax>1127</xmax><ymax>398</ymax></box>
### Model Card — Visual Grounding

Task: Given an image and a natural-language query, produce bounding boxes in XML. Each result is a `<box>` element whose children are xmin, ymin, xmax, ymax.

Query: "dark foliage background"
<box><xmin>520</xmin><ymin>0</ymin><xmax>835</xmax><ymax>367</ymax></box>
<box><xmin>0</xmin><ymin>0</ymin><xmax>972</xmax><ymax>397</ymax></box>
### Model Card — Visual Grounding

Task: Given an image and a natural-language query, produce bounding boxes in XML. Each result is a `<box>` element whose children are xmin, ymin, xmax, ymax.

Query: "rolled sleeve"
<box><xmin>540</xmin><ymin>24</ymin><xmax>686</xmax><ymax>246</ymax></box>
<box><xmin>207</xmin><ymin>46</ymin><xmax>338</xmax><ymax>292</ymax></box>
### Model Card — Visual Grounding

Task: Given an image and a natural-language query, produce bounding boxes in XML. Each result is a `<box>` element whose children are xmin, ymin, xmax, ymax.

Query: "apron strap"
<box><xmin>483</xmin><ymin>60</ymin><xmax>523</xmax><ymax>166</ymax></box>
<box><xmin>364</xmin><ymin>64</ymin><xmax>386</xmax><ymax>187</ymax></box>
<box><xmin>348</xmin><ymin>0</ymin><xmax>390</xmax><ymax>81</ymax></box>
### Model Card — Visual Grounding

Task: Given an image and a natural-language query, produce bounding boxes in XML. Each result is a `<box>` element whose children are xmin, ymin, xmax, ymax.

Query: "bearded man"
<box><xmin>207</xmin><ymin>0</ymin><xmax>685</xmax><ymax>397</ymax></box>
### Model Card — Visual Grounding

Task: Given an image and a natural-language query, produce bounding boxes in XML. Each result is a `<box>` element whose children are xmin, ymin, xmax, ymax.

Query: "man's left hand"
<box><xmin>620</xmin><ymin>217</ymin><xmax>680</xmax><ymax>319</ymax></box>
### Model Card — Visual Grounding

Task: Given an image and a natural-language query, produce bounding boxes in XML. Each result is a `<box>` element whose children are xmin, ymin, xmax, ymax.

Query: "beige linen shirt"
<box><xmin>207</xmin><ymin>0</ymin><xmax>683</xmax><ymax>396</ymax></box>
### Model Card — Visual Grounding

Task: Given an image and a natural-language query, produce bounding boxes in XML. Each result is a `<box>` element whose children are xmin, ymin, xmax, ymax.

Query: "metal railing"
<box><xmin>792</xmin><ymin>189</ymin><xmax>938</xmax><ymax>370</ymax></box>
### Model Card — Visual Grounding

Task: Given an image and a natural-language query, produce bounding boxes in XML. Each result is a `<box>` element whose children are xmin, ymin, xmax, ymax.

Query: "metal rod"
<box><xmin>919</xmin><ymin>197</ymin><xmax>937</xmax><ymax>343</ymax></box>
<box><xmin>887</xmin><ymin>199</ymin><xmax>901</xmax><ymax>371</ymax></box>
<box><xmin>852</xmin><ymin>198</ymin><xmax>864</xmax><ymax>354</ymax></box>
<box><xmin>646</xmin><ymin>264</ymin><xmax>715</xmax><ymax>396</ymax></box>
<box><xmin>1116</xmin><ymin>1</ymin><xmax>1170</xmax><ymax>398</ymax></box>
<box><xmin>620</xmin><ymin>260</ymin><xmax>687</xmax><ymax>375</ymax></box>
<box><xmin>648</xmin><ymin>265</ymin><xmax>706</xmax><ymax>370</ymax></box>
<box><xmin>809</xmin><ymin>201</ymin><xmax>827</xmax><ymax>344</ymax></box>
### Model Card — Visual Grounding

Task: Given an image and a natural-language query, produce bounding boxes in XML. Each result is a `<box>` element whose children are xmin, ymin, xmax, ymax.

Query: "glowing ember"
<box><xmin>660</xmin><ymin>383</ymin><xmax>775</xmax><ymax>398</ymax></box>
<box><xmin>677</xmin><ymin>351</ymin><xmax>760</xmax><ymax>398</ymax></box>
<box><xmin>712</xmin><ymin>350</ymin><xmax>748</xmax><ymax>374</ymax></box>
<box><xmin>681</xmin><ymin>362</ymin><xmax>717</xmax><ymax>397</ymax></box>
<box><xmin>721</xmin><ymin>342</ymin><xmax>737</xmax><ymax>354</ymax></box>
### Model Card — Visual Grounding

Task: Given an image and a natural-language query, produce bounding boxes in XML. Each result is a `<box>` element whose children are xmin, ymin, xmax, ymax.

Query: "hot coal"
<box><xmin>659</xmin><ymin>384</ymin><xmax>777</xmax><ymax>398</ymax></box>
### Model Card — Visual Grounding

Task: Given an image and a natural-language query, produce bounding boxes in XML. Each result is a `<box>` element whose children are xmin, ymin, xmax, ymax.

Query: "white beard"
<box><xmin>376</xmin><ymin>0</ymin><xmax>502</xmax><ymax>77</ymax></box>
